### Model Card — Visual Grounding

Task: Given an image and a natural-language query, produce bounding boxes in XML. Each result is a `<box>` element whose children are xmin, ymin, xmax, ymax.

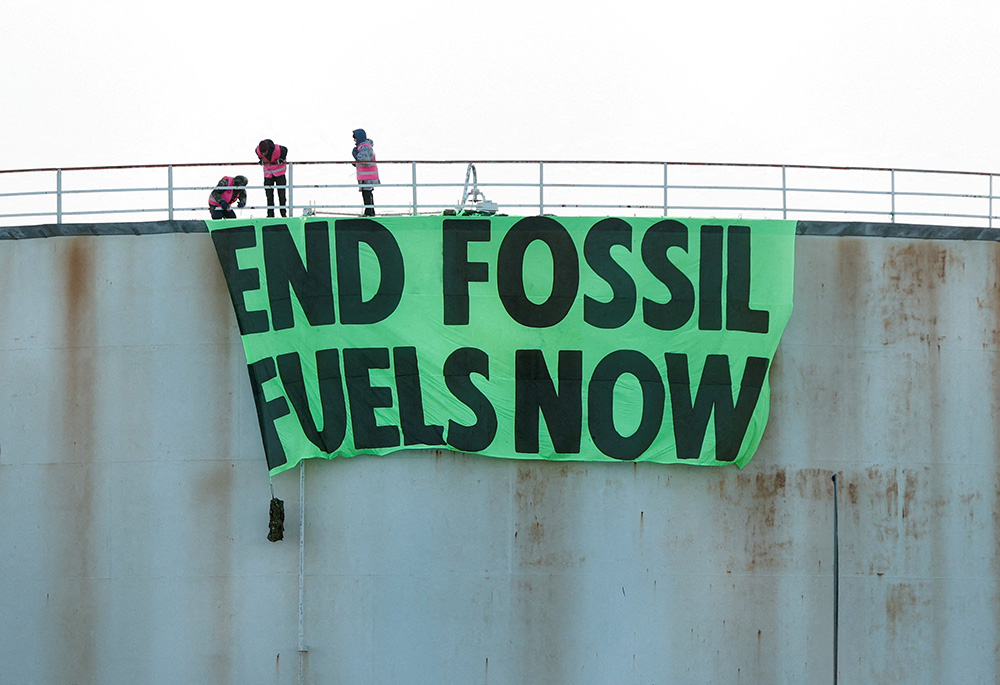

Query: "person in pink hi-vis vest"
<box><xmin>208</xmin><ymin>175</ymin><xmax>248</xmax><ymax>219</ymax></box>
<box><xmin>255</xmin><ymin>139</ymin><xmax>289</xmax><ymax>218</ymax></box>
<box><xmin>351</xmin><ymin>128</ymin><xmax>379</xmax><ymax>216</ymax></box>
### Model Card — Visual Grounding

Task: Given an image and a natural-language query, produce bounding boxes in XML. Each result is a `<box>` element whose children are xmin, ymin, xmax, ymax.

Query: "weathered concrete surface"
<box><xmin>1</xmin><ymin>226</ymin><xmax>998</xmax><ymax>684</ymax></box>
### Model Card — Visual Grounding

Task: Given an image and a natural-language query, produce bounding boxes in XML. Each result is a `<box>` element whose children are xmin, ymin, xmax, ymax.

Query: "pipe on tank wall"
<box><xmin>298</xmin><ymin>461</ymin><xmax>307</xmax><ymax>685</ymax></box>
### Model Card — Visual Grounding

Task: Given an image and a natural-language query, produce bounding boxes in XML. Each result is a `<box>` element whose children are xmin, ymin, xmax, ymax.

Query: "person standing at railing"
<box><xmin>208</xmin><ymin>175</ymin><xmax>248</xmax><ymax>219</ymax></box>
<box><xmin>255</xmin><ymin>139</ymin><xmax>289</xmax><ymax>218</ymax></box>
<box><xmin>351</xmin><ymin>128</ymin><xmax>379</xmax><ymax>216</ymax></box>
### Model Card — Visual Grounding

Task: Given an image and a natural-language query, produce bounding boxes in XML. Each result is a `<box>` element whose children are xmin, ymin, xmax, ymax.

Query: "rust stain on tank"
<box><xmin>880</xmin><ymin>241</ymin><xmax>949</xmax><ymax>346</ymax></box>
<box><xmin>515</xmin><ymin>462</ymin><xmax>571</xmax><ymax>509</ymax></box>
<box><xmin>834</xmin><ymin>237</ymin><xmax>869</xmax><ymax>310</ymax></box>
<box><xmin>62</xmin><ymin>239</ymin><xmax>99</xmax><ymax>460</ymax></box>
<box><xmin>793</xmin><ymin>469</ymin><xmax>834</xmax><ymax>500</ymax></box>
<box><xmin>51</xmin><ymin>237</ymin><xmax>99</xmax><ymax>685</ymax></box>
<box><xmin>514</xmin><ymin>464</ymin><xmax>541</xmax><ymax>507</ymax></box>
<box><xmin>902</xmin><ymin>469</ymin><xmax>920</xmax><ymax>538</ymax></box>
<box><xmin>741</xmin><ymin>467</ymin><xmax>791</xmax><ymax>570</ymax></box>
<box><xmin>516</xmin><ymin>465</ymin><xmax>532</xmax><ymax>484</ymax></box>
<box><xmin>199</xmin><ymin>460</ymin><xmax>236</xmax><ymax>498</ymax></box>
<box><xmin>847</xmin><ymin>481</ymin><xmax>859</xmax><ymax>507</ymax></box>
<box><xmin>885</xmin><ymin>583</ymin><xmax>925</xmax><ymax>640</ymax></box>
<box><xmin>840</xmin><ymin>468</ymin><xmax>900</xmax><ymax>570</ymax></box>
<box><xmin>883</xmin><ymin>242</ymin><xmax>947</xmax><ymax>297</ymax></box>
<box><xmin>61</xmin><ymin>237</ymin><xmax>98</xmax><ymax>469</ymax></box>
<box><xmin>513</xmin><ymin>465</ymin><xmax>548</xmax><ymax>567</ymax></box>
<box><xmin>753</xmin><ymin>469</ymin><xmax>786</xmax><ymax>499</ymax></box>
<box><xmin>66</xmin><ymin>238</ymin><xmax>93</xmax><ymax>323</ymax></box>
<box><xmin>885</xmin><ymin>583</ymin><xmax>915</xmax><ymax>638</ymax></box>
<box><xmin>883</xmin><ymin>471</ymin><xmax>899</xmax><ymax>519</ymax></box>
<box><xmin>527</xmin><ymin>519</ymin><xmax>544</xmax><ymax>545</ymax></box>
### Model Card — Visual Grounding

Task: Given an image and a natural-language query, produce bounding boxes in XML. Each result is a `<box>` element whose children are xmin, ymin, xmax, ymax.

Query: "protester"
<box><xmin>208</xmin><ymin>175</ymin><xmax>248</xmax><ymax>219</ymax></box>
<box><xmin>351</xmin><ymin>129</ymin><xmax>379</xmax><ymax>216</ymax></box>
<box><xmin>255</xmin><ymin>139</ymin><xmax>289</xmax><ymax>217</ymax></box>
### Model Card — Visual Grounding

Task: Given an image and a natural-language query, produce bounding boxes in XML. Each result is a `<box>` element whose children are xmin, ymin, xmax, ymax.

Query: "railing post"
<box><xmin>539</xmin><ymin>161</ymin><xmax>545</xmax><ymax>215</ymax></box>
<box><xmin>781</xmin><ymin>166</ymin><xmax>787</xmax><ymax>220</ymax></box>
<box><xmin>56</xmin><ymin>169</ymin><xmax>62</xmax><ymax>226</ymax></box>
<box><xmin>890</xmin><ymin>169</ymin><xmax>896</xmax><ymax>223</ymax></box>
<box><xmin>288</xmin><ymin>163</ymin><xmax>294</xmax><ymax>218</ymax></box>
<box><xmin>411</xmin><ymin>161</ymin><xmax>418</xmax><ymax>216</ymax></box>
<box><xmin>663</xmin><ymin>163</ymin><xmax>669</xmax><ymax>216</ymax></box>
<box><xmin>167</xmin><ymin>165</ymin><xmax>174</xmax><ymax>221</ymax></box>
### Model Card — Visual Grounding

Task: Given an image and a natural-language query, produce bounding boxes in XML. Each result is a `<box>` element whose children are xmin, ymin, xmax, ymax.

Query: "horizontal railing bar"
<box><xmin>0</xmin><ymin>190</ymin><xmax>57</xmax><ymax>199</ymax></box>
<box><xmin>3</xmin><ymin>160</ymin><xmax>998</xmax><ymax>176</ymax></box>
<box><xmin>880</xmin><ymin>190</ymin><xmax>994</xmax><ymax>201</ymax></box>
<box><xmin>879</xmin><ymin>209</ymin><xmax>995</xmax><ymax>220</ymax></box>
<box><xmin>41</xmin><ymin>207</ymin><xmax>173</xmax><ymax>217</ymax></box>
<box><xmin>10</xmin><ymin>185</ymin><xmax>989</xmax><ymax>201</ymax></box>
<box><xmin>538</xmin><ymin>183</ymin><xmax>782</xmax><ymax>193</ymax></box>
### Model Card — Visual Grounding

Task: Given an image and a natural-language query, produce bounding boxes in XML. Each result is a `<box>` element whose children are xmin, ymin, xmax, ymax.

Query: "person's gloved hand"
<box><xmin>219</xmin><ymin>201</ymin><xmax>229</xmax><ymax>211</ymax></box>
<box><xmin>237</xmin><ymin>198</ymin><xmax>246</xmax><ymax>208</ymax></box>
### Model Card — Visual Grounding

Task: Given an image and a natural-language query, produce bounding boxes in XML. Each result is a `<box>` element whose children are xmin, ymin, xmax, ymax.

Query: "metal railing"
<box><xmin>1</xmin><ymin>160</ymin><xmax>997</xmax><ymax>228</ymax></box>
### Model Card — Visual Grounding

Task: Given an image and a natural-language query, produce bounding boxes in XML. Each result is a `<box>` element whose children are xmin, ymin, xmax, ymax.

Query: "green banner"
<box><xmin>208</xmin><ymin>216</ymin><xmax>795</xmax><ymax>476</ymax></box>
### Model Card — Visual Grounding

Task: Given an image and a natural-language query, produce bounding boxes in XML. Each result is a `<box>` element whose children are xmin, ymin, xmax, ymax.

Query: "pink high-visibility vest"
<box><xmin>209</xmin><ymin>177</ymin><xmax>237</xmax><ymax>207</ymax></box>
<box><xmin>355</xmin><ymin>143</ymin><xmax>379</xmax><ymax>183</ymax></box>
<box><xmin>258</xmin><ymin>143</ymin><xmax>287</xmax><ymax>178</ymax></box>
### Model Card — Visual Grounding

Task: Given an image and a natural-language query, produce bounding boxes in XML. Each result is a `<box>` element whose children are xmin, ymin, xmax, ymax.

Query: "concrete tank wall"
<box><xmin>1</xmin><ymin>225</ymin><xmax>999</xmax><ymax>684</ymax></box>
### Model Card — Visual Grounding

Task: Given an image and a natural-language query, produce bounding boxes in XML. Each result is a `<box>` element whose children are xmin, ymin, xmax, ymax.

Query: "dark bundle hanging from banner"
<box><xmin>267</xmin><ymin>497</ymin><xmax>285</xmax><ymax>542</ymax></box>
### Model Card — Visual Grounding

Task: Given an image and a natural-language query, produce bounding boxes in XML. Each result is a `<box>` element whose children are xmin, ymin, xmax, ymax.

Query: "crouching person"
<box><xmin>209</xmin><ymin>175</ymin><xmax>248</xmax><ymax>219</ymax></box>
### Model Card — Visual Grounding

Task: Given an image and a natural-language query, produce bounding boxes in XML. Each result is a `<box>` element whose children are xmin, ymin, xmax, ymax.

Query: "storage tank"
<box><xmin>1</xmin><ymin>218</ymin><xmax>998</xmax><ymax>684</ymax></box>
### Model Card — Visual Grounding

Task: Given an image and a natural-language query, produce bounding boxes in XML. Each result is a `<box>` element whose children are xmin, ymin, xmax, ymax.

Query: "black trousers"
<box><xmin>210</xmin><ymin>207</ymin><xmax>236</xmax><ymax>219</ymax></box>
<box><xmin>264</xmin><ymin>175</ymin><xmax>288</xmax><ymax>217</ymax></box>
<box><xmin>360</xmin><ymin>187</ymin><xmax>375</xmax><ymax>216</ymax></box>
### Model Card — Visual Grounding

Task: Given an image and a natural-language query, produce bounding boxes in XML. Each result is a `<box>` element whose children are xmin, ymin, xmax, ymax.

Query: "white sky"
<box><xmin>6</xmin><ymin>0</ymin><xmax>1000</xmax><ymax>174</ymax></box>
